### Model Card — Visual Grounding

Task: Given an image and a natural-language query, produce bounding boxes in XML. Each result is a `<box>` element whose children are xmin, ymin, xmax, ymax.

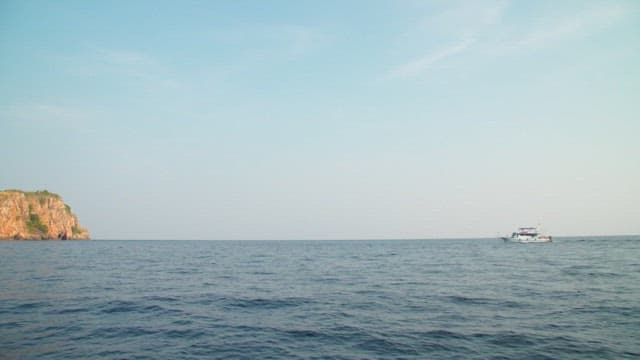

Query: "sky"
<box><xmin>1</xmin><ymin>0</ymin><xmax>639</xmax><ymax>240</ymax></box>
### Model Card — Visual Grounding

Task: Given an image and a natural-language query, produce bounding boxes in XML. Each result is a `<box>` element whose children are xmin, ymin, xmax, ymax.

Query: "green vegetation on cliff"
<box><xmin>5</xmin><ymin>189</ymin><xmax>61</xmax><ymax>198</ymax></box>
<box><xmin>10</xmin><ymin>190</ymin><xmax>61</xmax><ymax>205</ymax></box>
<box><xmin>26</xmin><ymin>214</ymin><xmax>48</xmax><ymax>235</ymax></box>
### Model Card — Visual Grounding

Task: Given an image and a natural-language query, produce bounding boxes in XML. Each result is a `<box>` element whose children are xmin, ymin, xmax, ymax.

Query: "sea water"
<box><xmin>1</xmin><ymin>237</ymin><xmax>639</xmax><ymax>359</ymax></box>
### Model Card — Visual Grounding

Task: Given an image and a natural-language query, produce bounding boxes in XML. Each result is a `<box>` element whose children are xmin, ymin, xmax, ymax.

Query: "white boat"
<box><xmin>501</xmin><ymin>227</ymin><xmax>552</xmax><ymax>243</ymax></box>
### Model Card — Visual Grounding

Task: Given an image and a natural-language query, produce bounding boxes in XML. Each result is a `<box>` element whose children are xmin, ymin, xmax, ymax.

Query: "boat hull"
<box><xmin>502</xmin><ymin>236</ymin><xmax>552</xmax><ymax>243</ymax></box>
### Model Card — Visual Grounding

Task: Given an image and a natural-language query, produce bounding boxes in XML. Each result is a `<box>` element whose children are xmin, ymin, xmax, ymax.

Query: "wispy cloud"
<box><xmin>386</xmin><ymin>1</ymin><xmax>630</xmax><ymax>80</ymax></box>
<box><xmin>507</xmin><ymin>3</ymin><xmax>628</xmax><ymax>51</ymax></box>
<box><xmin>387</xmin><ymin>1</ymin><xmax>508</xmax><ymax>79</ymax></box>
<box><xmin>272</xmin><ymin>24</ymin><xmax>324</xmax><ymax>57</ymax></box>
<box><xmin>210</xmin><ymin>24</ymin><xmax>324</xmax><ymax>59</ymax></box>
<box><xmin>0</xmin><ymin>103</ymin><xmax>97</xmax><ymax>130</ymax></box>
<box><xmin>387</xmin><ymin>39</ymin><xmax>475</xmax><ymax>79</ymax></box>
<box><xmin>64</xmin><ymin>46</ymin><xmax>180</xmax><ymax>89</ymax></box>
<box><xmin>423</xmin><ymin>0</ymin><xmax>509</xmax><ymax>37</ymax></box>
<box><xmin>92</xmin><ymin>47</ymin><xmax>160</xmax><ymax>68</ymax></box>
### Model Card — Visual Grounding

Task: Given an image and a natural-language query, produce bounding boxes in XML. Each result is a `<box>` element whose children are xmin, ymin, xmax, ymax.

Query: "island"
<box><xmin>0</xmin><ymin>190</ymin><xmax>90</xmax><ymax>240</ymax></box>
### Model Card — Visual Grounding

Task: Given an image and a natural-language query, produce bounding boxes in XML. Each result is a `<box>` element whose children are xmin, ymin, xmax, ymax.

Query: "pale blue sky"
<box><xmin>2</xmin><ymin>0</ymin><xmax>639</xmax><ymax>239</ymax></box>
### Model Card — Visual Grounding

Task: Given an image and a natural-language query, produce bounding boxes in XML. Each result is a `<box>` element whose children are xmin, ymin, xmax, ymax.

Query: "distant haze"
<box><xmin>2</xmin><ymin>1</ymin><xmax>639</xmax><ymax>239</ymax></box>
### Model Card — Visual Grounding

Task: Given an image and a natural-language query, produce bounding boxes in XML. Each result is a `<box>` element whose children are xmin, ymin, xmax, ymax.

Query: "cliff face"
<box><xmin>0</xmin><ymin>190</ymin><xmax>90</xmax><ymax>240</ymax></box>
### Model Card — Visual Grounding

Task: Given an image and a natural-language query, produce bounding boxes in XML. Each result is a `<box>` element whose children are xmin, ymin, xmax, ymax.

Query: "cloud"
<box><xmin>401</xmin><ymin>0</ymin><xmax>510</xmax><ymax>41</ymax></box>
<box><xmin>387</xmin><ymin>38</ymin><xmax>475</xmax><ymax>79</ymax></box>
<box><xmin>508</xmin><ymin>3</ymin><xmax>628</xmax><ymax>51</ymax></box>
<box><xmin>92</xmin><ymin>47</ymin><xmax>160</xmax><ymax>68</ymax></box>
<box><xmin>480</xmin><ymin>0</ymin><xmax>510</xmax><ymax>25</ymax></box>
<box><xmin>385</xmin><ymin>1</ymin><xmax>630</xmax><ymax>79</ymax></box>
<box><xmin>387</xmin><ymin>1</ymin><xmax>508</xmax><ymax>79</ymax></box>
<box><xmin>0</xmin><ymin>104</ymin><xmax>97</xmax><ymax>129</ymax></box>
<box><xmin>94</xmin><ymin>47</ymin><xmax>171</xmax><ymax>84</ymax></box>
<box><xmin>210</xmin><ymin>24</ymin><xmax>324</xmax><ymax>59</ymax></box>
<box><xmin>271</xmin><ymin>24</ymin><xmax>324</xmax><ymax>57</ymax></box>
<box><xmin>64</xmin><ymin>46</ymin><xmax>180</xmax><ymax>89</ymax></box>
<box><xmin>416</xmin><ymin>0</ymin><xmax>509</xmax><ymax>39</ymax></box>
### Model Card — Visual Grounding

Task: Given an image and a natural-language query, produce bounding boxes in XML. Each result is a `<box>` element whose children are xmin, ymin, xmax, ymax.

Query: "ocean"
<box><xmin>1</xmin><ymin>237</ymin><xmax>639</xmax><ymax>359</ymax></box>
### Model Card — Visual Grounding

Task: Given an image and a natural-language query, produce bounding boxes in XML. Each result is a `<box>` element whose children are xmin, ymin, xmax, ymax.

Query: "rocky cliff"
<box><xmin>0</xmin><ymin>190</ymin><xmax>90</xmax><ymax>240</ymax></box>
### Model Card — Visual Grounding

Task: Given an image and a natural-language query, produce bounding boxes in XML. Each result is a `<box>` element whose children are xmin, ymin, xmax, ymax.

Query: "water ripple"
<box><xmin>0</xmin><ymin>238</ymin><xmax>639</xmax><ymax>359</ymax></box>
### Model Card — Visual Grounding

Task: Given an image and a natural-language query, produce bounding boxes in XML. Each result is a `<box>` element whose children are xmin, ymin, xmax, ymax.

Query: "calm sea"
<box><xmin>1</xmin><ymin>237</ymin><xmax>639</xmax><ymax>359</ymax></box>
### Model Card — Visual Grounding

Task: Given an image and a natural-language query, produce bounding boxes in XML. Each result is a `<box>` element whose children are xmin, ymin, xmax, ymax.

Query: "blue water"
<box><xmin>1</xmin><ymin>237</ymin><xmax>639</xmax><ymax>359</ymax></box>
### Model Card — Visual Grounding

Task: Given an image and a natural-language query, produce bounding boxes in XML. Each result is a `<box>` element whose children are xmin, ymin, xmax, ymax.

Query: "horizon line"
<box><xmin>86</xmin><ymin>234</ymin><xmax>639</xmax><ymax>241</ymax></box>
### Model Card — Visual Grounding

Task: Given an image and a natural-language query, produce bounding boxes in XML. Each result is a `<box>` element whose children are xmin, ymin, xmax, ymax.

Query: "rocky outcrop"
<box><xmin>0</xmin><ymin>190</ymin><xmax>90</xmax><ymax>240</ymax></box>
